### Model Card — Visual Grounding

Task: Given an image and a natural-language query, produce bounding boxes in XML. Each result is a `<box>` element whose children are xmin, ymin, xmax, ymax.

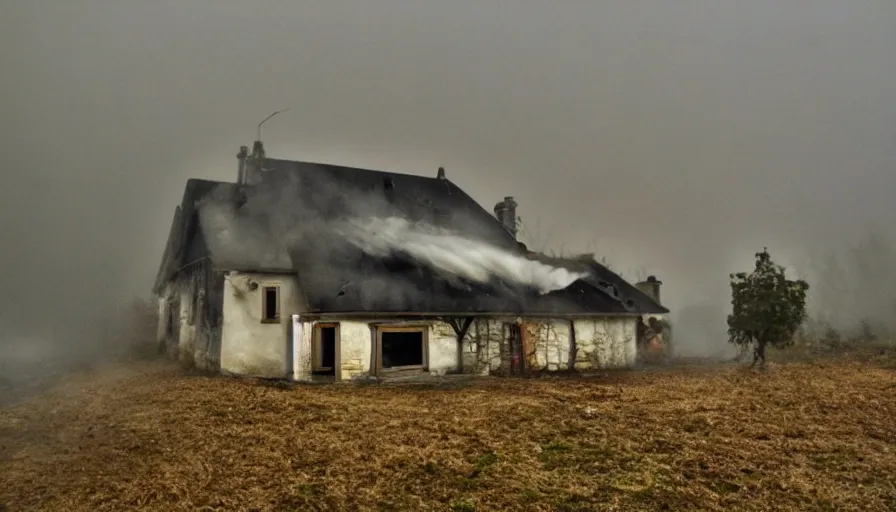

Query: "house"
<box><xmin>152</xmin><ymin>140</ymin><xmax>669</xmax><ymax>381</ymax></box>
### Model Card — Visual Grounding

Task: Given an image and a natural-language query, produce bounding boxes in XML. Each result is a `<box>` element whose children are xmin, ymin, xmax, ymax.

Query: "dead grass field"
<box><xmin>1</xmin><ymin>355</ymin><xmax>895</xmax><ymax>512</ymax></box>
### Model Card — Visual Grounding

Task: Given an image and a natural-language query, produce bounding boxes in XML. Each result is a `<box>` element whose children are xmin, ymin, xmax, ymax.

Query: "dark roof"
<box><xmin>582</xmin><ymin>261</ymin><xmax>667</xmax><ymax>314</ymax></box>
<box><xmin>262</xmin><ymin>158</ymin><xmax>518</xmax><ymax>249</ymax></box>
<box><xmin>155</xmin><ymin>156</ymin><xmax>668</xmax><ymax>316</ymax></box>
<box><xmin>153</xmin><ymin>178</ymin><xmax>238</xmax><ymax>293</ymax></box>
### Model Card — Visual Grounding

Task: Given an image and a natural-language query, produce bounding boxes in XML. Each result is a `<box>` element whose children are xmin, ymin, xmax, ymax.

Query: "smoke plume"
<box><xmin>336</xmin><ymin>216</ymin><xmax>588</xmax><ymax>294</ymax></box>
<box><xmin>197</xmin><ymin>169</ymin><xmax>586</xmax><ymax>299</ymax></box>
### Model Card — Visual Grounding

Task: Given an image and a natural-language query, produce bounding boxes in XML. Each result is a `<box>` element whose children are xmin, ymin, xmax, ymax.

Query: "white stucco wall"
<box><xmin>338</xmin><ymin>321</ymin><xmax>372</xmax><ymax>380</ymax></box>
<box><xmin>290</xmin><ymin>319</ymin><xmax>459</xmax><ymax>380</ymax></box>
<box><xmin>429</xmin><ymin>322</ymin><xmax>459</xmax><ymax>375</ymax></box>
<box><xmin>228</xmin><ymin>307</ymin><xmax>637</xmax><ymax>380</ymax></box>
<box><xmin>573</xmin><ymin>317</ymin><xmax>638</xmax><ymax>369</ymax></box>
<box><xmin>291</xmin><ymin>316</ymin><xmax>310</xmax><ymax>381</ymax></box>
<box><xmin>220</xmin><ymin>272</ymin><xmax>300</xmax><ymax>378</ymax></box>
<box><xmin>291</xmin><ymin>319</ymin><xmax>374</xmax><ymax>381</ymax></box>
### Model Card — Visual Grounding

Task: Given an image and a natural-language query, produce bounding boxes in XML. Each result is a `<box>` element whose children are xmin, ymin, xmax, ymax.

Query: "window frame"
<box><xmin>312</xmin><ymin>322</ymin><xmax>341</xmax><ymax>374</ymax></box>
<box><xmin>260</xmin><ymin>284</ymin><xmax>281</xmax><ymax>324</ymax></box>
<box><xmin>375</xmin><ymin>325</ymin><xmax>429</xmax><ymax>375</ymax></box>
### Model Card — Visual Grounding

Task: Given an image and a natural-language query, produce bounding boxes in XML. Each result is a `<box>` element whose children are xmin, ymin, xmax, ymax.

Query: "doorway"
<box><xmin>166</xmin><ymin>297</ymin><xmax>180</xmax><ymax>355</ymax></box>
<box><xmin>506</xmin><ymin>323</ymin><xmax>524</xmax><ymax>376</ymax></box>
<box><xmin>313</xmin><ymin>323</ymin><xmax>339</xmax><ymax>379</ymax></box>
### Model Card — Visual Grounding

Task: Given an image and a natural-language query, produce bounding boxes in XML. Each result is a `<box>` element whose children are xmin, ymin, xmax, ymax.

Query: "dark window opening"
<box><xmin>381</xmin><ymin>330</ymin><xmax>425</xmax><ymax>369</ymax></box>
<box><xmin>262</xmin><ymin>285</ymin><xmax>280</xmax><ymax>322</ymax></box>
<box><xmin>165</xmin><ymin>301</ymin><xmax>176</xmax><ymax>337</ymax></box>
<box><xmin>383</xmin><ymin>177</ymin><xmax>394</xmax><ymax>192</ymax></box>
<box><xmin>189</xmin><ymin>273</ymin><xmax>201</xmax><ymax>326</ymax></box>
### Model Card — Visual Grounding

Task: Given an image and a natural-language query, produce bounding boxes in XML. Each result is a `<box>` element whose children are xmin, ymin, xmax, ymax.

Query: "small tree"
<box><xmin>727</xmin><ymin>248</ymin><xmax>809</xmax><ymax>368</ymax></box>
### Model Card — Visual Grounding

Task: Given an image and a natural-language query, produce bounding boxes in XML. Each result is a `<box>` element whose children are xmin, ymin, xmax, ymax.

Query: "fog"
<box><xmin>2</xmin><ymin>1</ymin><xmax>895</xmax><ymax>379</ymax></box>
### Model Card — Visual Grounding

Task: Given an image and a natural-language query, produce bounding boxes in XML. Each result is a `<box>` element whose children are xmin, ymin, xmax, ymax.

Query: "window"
<box><xmin>377</xmin><ymin>327</ymin><xmax>427</xmax><ymax>373</ymax></box>
<box><xmin>261</xmin><ymin>285</ymin><xmax>280</xmax><ymax>323</ymax></box>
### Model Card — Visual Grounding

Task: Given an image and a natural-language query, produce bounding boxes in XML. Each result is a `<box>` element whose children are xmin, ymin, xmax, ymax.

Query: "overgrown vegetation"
<box><xmin>728</xmin><ymin>248</ymin><xmax>809</xmax><ymax>367</ymax></box>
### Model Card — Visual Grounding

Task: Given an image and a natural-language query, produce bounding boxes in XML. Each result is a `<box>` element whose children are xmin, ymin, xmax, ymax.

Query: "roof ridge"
<box><xmin>264</xmin><ymin>157</ymin><xmax>444</xmax><ymax>181</ymax></box>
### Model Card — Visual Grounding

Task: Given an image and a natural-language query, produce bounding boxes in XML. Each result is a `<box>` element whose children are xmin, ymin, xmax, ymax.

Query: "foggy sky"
<box><xmin>2</xmin><ymin>1</ymin><xmax>894</xmax><ymax>344</ymax></box>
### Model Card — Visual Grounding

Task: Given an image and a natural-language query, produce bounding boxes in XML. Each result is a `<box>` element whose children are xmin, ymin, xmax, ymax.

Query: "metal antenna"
<box><xmin>257</xmin><ymin>107</ymin><xmax>291</xmax><ymax>141</ymax></box>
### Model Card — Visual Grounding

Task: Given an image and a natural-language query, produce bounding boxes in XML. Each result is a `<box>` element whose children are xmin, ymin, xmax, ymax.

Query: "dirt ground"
<box><xmin>1</xmin><ymin>355</ymin><xmax>895</xmax><ymax>512</ymax></box>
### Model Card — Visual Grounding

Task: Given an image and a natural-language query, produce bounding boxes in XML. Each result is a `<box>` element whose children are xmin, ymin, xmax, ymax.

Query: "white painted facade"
<box><xmin>287</xmin><ymin>319</ymin><xmax>458</xmax><ymax>381</ymax></box>
<box><xmin>160</xmin><ymin>270</ymin><xmax>643</xmax><ymax>380</ymax></box>
<box><xmin>429</xmin><ymin>322</ymin><xmax>461</xmax><ymax>375</ymax></box>
<box><xmin>283</xmin><ymin>316</ymin><xmax>637</xmax><ymax>380</ymax></box>
<box><xmin>219</xmin><ymin>271</ymin><xmax>303</xmax><ymax>378</ymax></box>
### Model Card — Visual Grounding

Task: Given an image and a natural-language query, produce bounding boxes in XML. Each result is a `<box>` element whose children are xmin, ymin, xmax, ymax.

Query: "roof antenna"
<box><xmin>257</xmin><ymin>107</ymin><xmax>291</xmax><ymax>141</ymax></box>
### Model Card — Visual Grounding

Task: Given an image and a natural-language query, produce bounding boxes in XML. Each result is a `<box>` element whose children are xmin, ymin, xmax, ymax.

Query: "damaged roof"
<box><xmin>155</xmin><ymin>156</ymin><xmax>668</xmax><ymax>316</ymax></box>
<box><xmin>153</xmin><ymin>178</ymin><xmax>240</xmax><ymax>294</ymax></box>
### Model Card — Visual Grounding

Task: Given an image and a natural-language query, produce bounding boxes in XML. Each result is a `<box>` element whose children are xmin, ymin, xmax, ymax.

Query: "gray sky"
<box><xmin>1</xmin><ymin>1</ymin><xmax>894</xmax><ymax>344</ymax></box>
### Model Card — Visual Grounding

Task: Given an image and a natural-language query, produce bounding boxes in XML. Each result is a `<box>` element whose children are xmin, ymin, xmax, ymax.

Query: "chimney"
<box><xmin>251</xmin><ymin>140</ymin><xmax>265</xmax><ymax>159</ymax></box>
<box><xmin>635</xmin><ymin>275</ymin><xmax>663</xmax><ymax>304</ymax></box>
<box><xmin>436</xmin><ymin>167</ymin><xmax>446</xmax><ymax>180</ymax></box>
<box><xmin>236</xmin><ymin>145</ymin><xmax>249</xmax><ymax>184</ymax></box>
<box><xmin>244</xmin><ymin>140</ymin><xmax>266</xmax><ymax>185</ymax></box>
<box><xmin>493</xmin><ymin>196</ymin><xmax>518</xmax><ymax>240</ymax></box>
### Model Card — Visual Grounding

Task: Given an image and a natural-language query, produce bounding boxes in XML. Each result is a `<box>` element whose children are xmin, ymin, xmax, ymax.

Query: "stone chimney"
<box><xmin>436</xmin><ymin>167</ymin><xmax>446</xmax><ymax>180</ymax></box>
<box><xmin>493</xmin><ymin>196</ymin><xmax>518</xmax><ymax>240</ymax></box>
<box><xmin>635</xmin><ymin>275</ymin><xmax>663</xmax><ymax>304</ymax></box>
<box><xmin>236</xmin><ymin>145</ymin><xmax>249</xmax><ymax>184</ymax></box>
<box><xmin>251</xmin><ymin>140</ymin><xmax>265</xmax><ymax>160</ymax></box>
<box><xmin>243</xmin><ymin>140</ymin><xmax>266</xmax><ymax>185</ymax></box>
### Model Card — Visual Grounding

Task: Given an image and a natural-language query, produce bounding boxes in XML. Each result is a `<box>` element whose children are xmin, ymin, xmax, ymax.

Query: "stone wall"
<box><xmin>457</xmin><ymin>316</ymin><xmax>637</xmax><ymax>374</ymax></box>
<box><xmin>573</xmin><ymin>317</ymin><xmax>638</xmax><ymax>369</ymax></box>
<box><xmin>429</xmin><ymin>322</ymin><xmax>461</xmax><ymax>376</ymax></box>
<box><xmin>338</xmin><ymin>321</ymin><xmax>373</xmax><ymax>380</ymax></box>
<box><xmin>464</xmin><ymin>319</ymin><xmax>503</xmax><ymax>375</ymax></box>
<box><xmin>526</xmin><ymin>320</ymin><xmax>572</xmax><ymax>371</ymax></box>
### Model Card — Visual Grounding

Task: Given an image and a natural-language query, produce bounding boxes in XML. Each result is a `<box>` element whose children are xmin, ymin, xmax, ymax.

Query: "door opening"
<box><xmin>313</xmin><ymin>324</ymin><xmax>339</xmax><ymax>378</ymax></box>
<box><xmin>505</xmin><ymin>323</ymin><xmax>524</xmax><ymax>376</ymax></box>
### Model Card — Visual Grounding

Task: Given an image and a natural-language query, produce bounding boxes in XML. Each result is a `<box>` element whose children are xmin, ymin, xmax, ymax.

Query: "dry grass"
<box><xmin>1</xmin><ymin>357</ymin><xmax>895</xmax><ymax>512</ymax></box>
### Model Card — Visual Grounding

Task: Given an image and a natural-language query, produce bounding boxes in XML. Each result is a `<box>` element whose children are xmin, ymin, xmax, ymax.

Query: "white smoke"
<box><xmin>198</xmin><ymin>199</ymin><xmax>292</xmax><ymax>270</ymax></box>
<box><xmin>336</xmin><ymin>216</ymin><xmax>588</xmax><ymax>294</ymax></box>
